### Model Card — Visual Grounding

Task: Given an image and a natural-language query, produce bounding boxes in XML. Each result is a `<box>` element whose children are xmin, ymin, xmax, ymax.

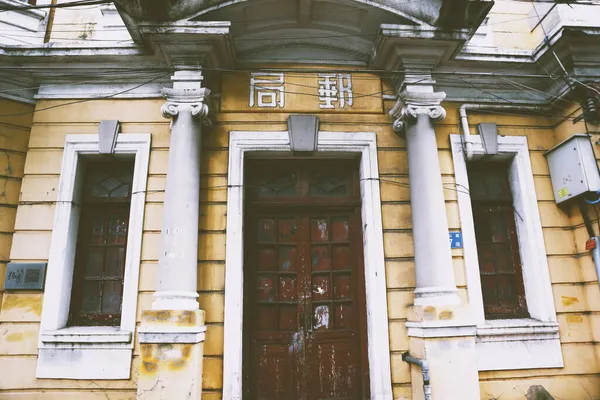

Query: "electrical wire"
<box><xmin>0</xmin><ymin>71</ymin><xmax>170</xmax><ymax>117</ymax></box>
<box><xmin>0</xmin><ymin>0</ymin><xmax>112</xmax><ymax>12</ymax></box>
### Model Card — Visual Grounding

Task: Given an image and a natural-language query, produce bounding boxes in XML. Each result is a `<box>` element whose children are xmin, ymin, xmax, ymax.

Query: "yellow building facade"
<box><xmin>0</xmin><ymin>0</ymin><xmax>599</xmax><ymax>399</ymax></box>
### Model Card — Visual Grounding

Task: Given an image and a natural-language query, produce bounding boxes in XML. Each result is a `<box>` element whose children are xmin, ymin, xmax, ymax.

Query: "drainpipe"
<box><xmin>591</xmin><ymin>237</ymin><xmax>600</xmax><ymax>291</ymax></box>
<box><xmin>459</xmin><ymin>104</ymin><xmax>544</xmax><ymax>160</ymax></box>
<box><xmin>402</xmin><ymin>352</ymin><xmax>431</xmax><ymax>400</ymax></box>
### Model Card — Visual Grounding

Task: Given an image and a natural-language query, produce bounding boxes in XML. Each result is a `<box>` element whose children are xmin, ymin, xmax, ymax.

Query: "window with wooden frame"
<box><xmin>68</xmin><ymin>159</ymin><xmax>134</xmax><ymax>327</ymax></box>
<box><xmin>467</xmin><ymin>161</ymin><xmax>529</xmax><ymax>319</ymax></box>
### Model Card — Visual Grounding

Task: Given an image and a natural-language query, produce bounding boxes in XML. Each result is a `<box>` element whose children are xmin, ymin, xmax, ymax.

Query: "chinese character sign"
<box><xmin>318</xmin><ymin>73</ymin><xmax>353</xmax><ymax>109</ymax></box>
<box><xmin>249</xmin><ymin>72</ymin><xmax>285</xmax><ymax>108</ymax></box>
<box><xmin>229</xmin><ymin>71</ymin><xmax>377</xmax><ymax>112</ymax></box>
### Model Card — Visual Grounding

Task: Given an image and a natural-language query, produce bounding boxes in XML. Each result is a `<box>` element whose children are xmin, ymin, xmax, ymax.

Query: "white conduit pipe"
<box><xmin>459</xmin><ymin>104</ymin><xmax>545</xmax><ymax>160</ymax></box>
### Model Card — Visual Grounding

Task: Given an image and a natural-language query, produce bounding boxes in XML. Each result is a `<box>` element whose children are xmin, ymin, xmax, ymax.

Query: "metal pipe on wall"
<box><xmin>459</xmin><ymin>104</ymin><xmax>545</xmax><ymax>160</ymax></box>
<box><xmin>402</xmin><ymin>353</ymin><xmax>431</xmax><ymax>400</ymax></box>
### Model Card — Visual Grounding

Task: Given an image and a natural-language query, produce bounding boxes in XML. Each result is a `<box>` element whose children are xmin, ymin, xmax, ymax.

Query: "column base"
<box><xmin>152</xmin><ymin>290</ymin><xmax>199</xmax><ymax>310</ymax></box>
<box><xmin>405</xmin><ymin>303</ymin><xmax>479</xmax><ymax>400</ymax></box>
<box><xmin>413</xmin><ymin>287</ymin><xmax>461</xmax><ymax>306</ymax></box>
<box><xmin>137</xmin><ymin>309</ymin><xmax>206</xmax><ymax>400</ymax></box>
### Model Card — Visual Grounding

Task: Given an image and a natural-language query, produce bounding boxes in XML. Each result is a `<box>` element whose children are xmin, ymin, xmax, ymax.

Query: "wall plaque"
<box><xmin>4</xmin><ymin>262</ymin><xmax>47</xmax><ymax>290</ymax></box>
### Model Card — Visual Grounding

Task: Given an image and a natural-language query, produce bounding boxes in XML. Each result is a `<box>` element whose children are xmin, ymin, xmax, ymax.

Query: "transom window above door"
<box><xmin>245</xmin><ymin>159</ymin><xmax>360</xmax><ymax>202</ymax></box>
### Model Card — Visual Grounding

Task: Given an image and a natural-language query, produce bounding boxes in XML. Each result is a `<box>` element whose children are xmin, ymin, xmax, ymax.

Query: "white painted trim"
<box><xmin>222</xmin><ymin>131</ymin><xmax>392</xmax><ymax>400</ymax></box>
<box><xmin>36</xmin><ymin>133</ymin><xmax>150</xmax><ymax>379</ymax></box>
<box><xmin>450</xmin><ymin>134</ymin><xmax>563</xmax><ymax>371</ymax></box>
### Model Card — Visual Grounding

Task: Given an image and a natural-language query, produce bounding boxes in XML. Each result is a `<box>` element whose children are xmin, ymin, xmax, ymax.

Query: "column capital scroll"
<box><xmin>161</xmin><ymin>87</ymin><xmax>211</xmax><ymax>125</ymax></box>
<box><xmin>390</xmin><ymin>90</ymin><xmax>447</xmax><ymax>133</ymax></box>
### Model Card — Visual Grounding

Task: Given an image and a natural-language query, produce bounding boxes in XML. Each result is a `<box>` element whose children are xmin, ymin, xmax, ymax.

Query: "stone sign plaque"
<box><xmin>4</xmin><ymin>262</ymin><xmax>47</xmax><ymax>290</ymax></box>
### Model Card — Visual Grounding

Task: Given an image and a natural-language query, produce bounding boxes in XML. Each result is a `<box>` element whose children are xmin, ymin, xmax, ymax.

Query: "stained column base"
<box><xmin>137</xmin><ymin>309</ymin><xmax>206</xmax><ymax>400</ymax></box>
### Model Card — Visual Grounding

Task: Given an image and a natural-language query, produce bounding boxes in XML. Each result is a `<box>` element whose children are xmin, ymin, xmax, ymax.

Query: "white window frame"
<box><xmin>36</xmin><ymin>133</ymin><xmax>150</xmax><ymax>379</ymax></box>
<box><xmin>222</xmin><ymin>131</ymin><xmax>393</xmax><ymax>400</ymax></box>
<box><xmin>450</xmin><ymin>134</ymin><xmax>563</xmax><ymax>371</ymax></box>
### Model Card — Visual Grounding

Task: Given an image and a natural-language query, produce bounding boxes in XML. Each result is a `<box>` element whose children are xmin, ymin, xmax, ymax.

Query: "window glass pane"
<box><xmin>70</xmin><ymin>160</ymin><xmax>134</xmax><ymax>326</ymax></box>
<box><xmin>250</xmin><ymin>171</ymin><xmax>297</xmax><ymax>197</ymax></box>
<box><xmin>81</xmin><ymin>281</ymin><xmax>101</xmax><ymax>314</ymax></box>
<box><xmin>84</xmin><ymin>248</ymin><xmax>104</xmax><ymax>278</ymax></box>
<box><xmin>467</xmin><ymin>162</ymin><xmax>512</xmax><ymax>202</ymax></box>
<box><xmin>470</xmin><ymin>162</ymin><xmax>528</xmax><ymax>319</ymax></box>
<box><xmin>101</xmin><ymin>281</ymin><xmax>123</xmax><ymax>314</ymax></box>
<box><xmin>84</xmin><ymin>162</ymin><xmax>134</xmax><ymax>201</ymax></box>
<box><xmin>105</xmin><ymin>247</ymin><xmax>126</xmax><ymax>278</ymax></box>
<box><xmin>108</xmin><ymin>214</ymin><xmax>128</xmax><ymax>245</ymax></box>
<box><xmin>89</xmin><ymin>216</ymin><xmax>105</xmax><ymax>245</ymax></box>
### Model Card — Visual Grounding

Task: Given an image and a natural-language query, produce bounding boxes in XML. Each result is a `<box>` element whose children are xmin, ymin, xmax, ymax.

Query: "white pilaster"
<box><xmin>152</xmin><ymin>70</ymin><xmax>210</xmax><ymax>311</ymax></box>
<box><xmin>391</xmin><ymin>90</ymin><xmax>460</xmax><ymax>306</ymax></box>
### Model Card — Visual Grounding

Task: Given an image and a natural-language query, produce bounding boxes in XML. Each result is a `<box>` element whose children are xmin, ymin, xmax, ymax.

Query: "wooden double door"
<box><xmin>243</xmin><ymin>160</ymin><xmax>370</xmax><ymax>400</ymax></box>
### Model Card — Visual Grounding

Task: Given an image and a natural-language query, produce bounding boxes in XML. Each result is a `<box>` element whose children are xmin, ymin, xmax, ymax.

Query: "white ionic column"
<box><xmin>391</xmin><ymin>90</ymin><xmax>460</xmax><ymax>306</ymax></box>
<box><xmin>152</xmin><ymin>70</ymin><xmax>210</xmax><ymax>310</ymax></box>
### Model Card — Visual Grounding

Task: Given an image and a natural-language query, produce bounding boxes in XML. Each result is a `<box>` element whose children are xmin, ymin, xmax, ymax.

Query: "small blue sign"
<box><xmin>449</xmin><ymin>231</ymin><xmax>463</xmax><ymax>249</ymax></box>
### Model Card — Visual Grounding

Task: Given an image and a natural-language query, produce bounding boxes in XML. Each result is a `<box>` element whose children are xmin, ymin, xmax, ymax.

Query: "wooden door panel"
<box><xmin>251</xmin><ymin>340</ymin><xmax>297</xmax><ymax>400</ymax></box>
<box><xmin>244</xmin><ymin>161</ymin><xmax>369</xmax><ymax>399</ymax></box>
<box><xmin>308</xmin><ymin>337</ymin><xmax>361</xmax><ymax>399</ymax></box>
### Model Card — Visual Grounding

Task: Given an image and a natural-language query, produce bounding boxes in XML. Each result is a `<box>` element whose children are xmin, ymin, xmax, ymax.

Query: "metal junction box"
<box><xmin>545</xmin><ymin>134</ymin><xmax>600</xmax><ymax>204</ymax></box>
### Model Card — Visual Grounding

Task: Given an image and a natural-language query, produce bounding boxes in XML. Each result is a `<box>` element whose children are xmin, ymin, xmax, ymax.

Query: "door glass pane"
<box><xmin>256</xmin><ymin>275</ymin><xmax>276</xmax><ymax>302</ymax></box>
<box><xmin>334</xmin><ymin>274</ymin><xmax>352</xmax><ymax>299</ymax></box>
<box><xmin>258</xmin><ymin>246</ymin><xmax>276</xmax><ymax>271</ymax></box>
<box><xmin>278</xmin><ymin>276</ymin><xmax>297</xmax><ymax>301</ymax></box>
<box><xmin>313</xmin><ymin>304</ymin><xmax>331</xmax><ymax>331</ymax></box>
<box><xmin>331</xmin><ymin>217</ymin><xmax>349</xmax><ymax>241</ymax></box>
<box><xmin>334</xmin><ymin>303</ymin><xmax>353</xmax><ymax>329</ymax></box>
<box><xmin>332</xmin><ymin>245</ymin><xmax>350</xmax><ymax>270</ymax></box>
<box><xmin>311</xmin><ymin>246</ymin><xmax>330</xmax><ymax>271</ymax></box>
<box><xmin>257</xmin><ymin>219</ymin><xmax>276</xmax><ymax>242</ymax></box>
<box><xmin>278</xmin><ymin>218</ymin><xmax>298</xmax><ymax>242</ymax></box>
<box><xmin>312</xmin><ymin>275</ymin><xmax>330</xmax><ymax>301</ymax></box>
<box><xmin>278</xmin><ymin>246</ymin><xmax>297</xmax><ymax>271</ymax></box>
<box><xmin>310</xmin><ymin>218</ymin><xmax>329</xmax><ymax>242</ymax></box>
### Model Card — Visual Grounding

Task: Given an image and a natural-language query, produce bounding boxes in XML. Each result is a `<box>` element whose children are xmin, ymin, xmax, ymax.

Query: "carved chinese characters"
<box><xmin>223</xmin><ymin>71</ymin><xmax>380</xmax><ymax>113</ymax></box>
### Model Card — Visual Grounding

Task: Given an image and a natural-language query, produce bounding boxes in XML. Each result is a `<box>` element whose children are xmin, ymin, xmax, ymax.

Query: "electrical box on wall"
<box><xmin>545</xmin><ymin>134</ymin><xmax>600</xmax><ymax>204</ymax></box>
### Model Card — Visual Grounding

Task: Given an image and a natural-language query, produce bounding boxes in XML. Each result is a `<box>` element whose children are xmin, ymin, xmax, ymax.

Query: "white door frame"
<box><xmin>222</xmin><ymin>131</ymin><xmax>393</xmax><ymax>400</ymax></box>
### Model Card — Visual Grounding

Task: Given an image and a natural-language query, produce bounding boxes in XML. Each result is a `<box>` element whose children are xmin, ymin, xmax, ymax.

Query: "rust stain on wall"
<box><xmin>139</xmin><ymin>343</ymin><xmax>193</xmax><ymax>375</ymax></box>
<box><xmin>2</xmin><ymin>294</ymin><xmax>42</xmax><ymax>315</ymax></box>
<box><xmin>566</xmin><ymin>315</ymin><xmax>583</xmax><ymax>323</ymax></box>
<box><xmin>561</xmin><ymin>296</ymin><xmax>579</xmax><ymax>307</ymax></box>
<box><xmin>423</xmin><ymin>306</ymin><xmax>436</xmax><ymax>321</ymax></box>
<box><xmin>439</xmin><ymin>310</ymin><xmax>454</xmax><ymax>320</ymax></box>
<box><xmin>142</xmin><ymin>310</ymin><xmax>197</xmax><ymax>327</ymax></box>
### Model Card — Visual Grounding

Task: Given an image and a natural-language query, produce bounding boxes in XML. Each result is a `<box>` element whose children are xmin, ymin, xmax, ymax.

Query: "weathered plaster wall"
<box><xmin>0</xmin><ymin>99</ymin><xmax>161</xmax><ymax>399</ymax></box>
<box><xmin>1</xmin><ymin>87</ymin><xmax>600</xmax><ymax>399</ymax></box>
<box><xmin>462</xmin><ymin>105</ymin><xmax>600</xmax><ymax>400</ymax></box>
<box><xmin>0</xmin><ymin>98</ymin><xmax>34</xmax><ymax>363</ymax></box>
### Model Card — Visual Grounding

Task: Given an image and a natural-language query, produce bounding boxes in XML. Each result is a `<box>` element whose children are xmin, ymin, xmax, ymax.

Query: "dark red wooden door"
<box><xmin>243</xmin><ymin>160</ymin><xmax>370</xmax><ymax>400</ymax></box>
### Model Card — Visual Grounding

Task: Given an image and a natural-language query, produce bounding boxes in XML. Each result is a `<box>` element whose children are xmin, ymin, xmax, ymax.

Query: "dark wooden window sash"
<box><xmin>68</xmin><ymin>162</ymin><xmax>133</xmax><ymax>327</ymax></box>
<box><xmin>469</xmin><ymin>163</ymin><xmax>529</xmax><ymax>320</ymax></box>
